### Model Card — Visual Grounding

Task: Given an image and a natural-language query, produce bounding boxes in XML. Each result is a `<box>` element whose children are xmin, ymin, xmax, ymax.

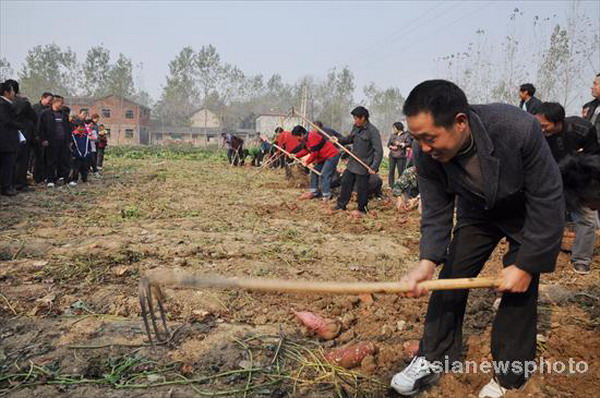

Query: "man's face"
<box><xmin>535</xmin><ymin>114</ymin><xmax>562</xmax><ymax>136</ymax></box>
<box><xmin>407</xmin><ymin>112</ymin><xmax>470</xmax><ymax>163</ymax></box>
<box><xmin>52</xmin><ymin>100</ymin><xmax>64</xmax><ymax>111</ymax></box>
<box><xmin>353</xmin><ymin>115</ymin><xmax>367</xmax><ymax>127</ymax></box>
<box><xmin>42</xmin><ymin>96</ymin><xmax>53</xmax><ymax>106</ymax></box>
<box><xmin>592</xmin><ymin>76</ymin><xmax>600</xmax><ymax>99</ymax></box>
<box><xmin>518</xmin><ymin>90</ymin><xmax>529</xmax><ymax>101</ymax></box>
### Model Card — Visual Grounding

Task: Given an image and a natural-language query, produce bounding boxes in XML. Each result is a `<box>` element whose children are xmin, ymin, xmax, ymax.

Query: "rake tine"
<box><xmin>139</xmin><ymin>283</ymin><xmax>154</xmax><ymax>346</ymax></box>
<box><xmin>154</xmin><ymin>286</ymin><xmax>170</xmax><ymax>338</ymax></box>
<box><xmin>145</xmin><ymin>282</ymin><xmax>163</xmax><ymax>342</ymax></box>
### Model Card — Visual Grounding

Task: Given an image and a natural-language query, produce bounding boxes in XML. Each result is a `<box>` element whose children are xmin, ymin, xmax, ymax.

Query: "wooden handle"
<box><xmin>291</xmin><ymin>109</ymin><xmax>376</xmax><ymax>174</ymax></box>
<box><xmin>271</xmin><ymin>143</ymin><xmax>322</xmax><ymax>176</ymax></box>
<box><xmin>148</xmin><ymin>271</ymin><xmax>500</xmax><ymax>295</ymax></box>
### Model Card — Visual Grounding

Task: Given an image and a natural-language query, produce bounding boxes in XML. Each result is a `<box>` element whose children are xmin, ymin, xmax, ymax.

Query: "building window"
<box><xmin>170</xmin><ymin>133</ymin><xmax>183</xmax><ymax>140</ymax></box>
<box><xmin>102</xmin><ymin>108</ymin><xmax>111</xmax><ymax>118</ymax></box>
<box><xmin>125</xmin><ymin>110</ymin><xmax>134</xmax><ymax>119</ymax></box>
<box><xmin>125</xmin><ymin>129</ymin><xmax>134</xmax><ymax>138</ymax></box>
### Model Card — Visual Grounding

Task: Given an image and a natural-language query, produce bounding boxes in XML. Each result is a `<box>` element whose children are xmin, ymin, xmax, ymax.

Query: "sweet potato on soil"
<box><xmin>294</xmin><ymin>311</ymin><xmax>341</xmax><ymax>340</ymax></box>
<box><xmin>324</xmin><ymin>342</ymin><xmax>378</xmax><ymax>368</ymax></box>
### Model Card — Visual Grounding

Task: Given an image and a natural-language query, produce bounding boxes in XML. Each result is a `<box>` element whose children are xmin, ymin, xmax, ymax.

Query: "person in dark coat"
<box><xmin>4</xmin><ymin>80</ymin><xmax>37</xmax><ymax>191</ymax></box>
<box><xmin>387</xmin><ymin>121</ymin><xmax>413</xmax><ymax>187</ymax></box>
<box><xmin>31</xmin><ymin>92</ymin><xmax>53</xmax><ymax>183</ymax></box>
<box><xmin>0</xmin><ymin>81</ymin><xmax>22</xmax><ymax>196</ymax></box>
<box><xmin>535</xmin><ymin>102</ymin><xmax>599</xmax><ymax>275</ymax></box>
<box><xmin>582</xmin><ymin>73</ymin><xmax>600</xmax><ymax>141</ymax></box>
<box><xmin>518</xmin><ymin>83</ymin><xmax>542</xmax><ymax>114</ymax></box>
<box><xmin>333</xmin><ymin>106</ymin><xmax>383</xmax><ymax>215</ymax></box>
<box><xmin>391</xmin><ymin>80</ymin><xmax>564</xmax><ymax>398</ymax></box>
<box><xmin>38</xmin><ymin>95</ymin><xmax>72</xmax><ymax>186</ymax></box>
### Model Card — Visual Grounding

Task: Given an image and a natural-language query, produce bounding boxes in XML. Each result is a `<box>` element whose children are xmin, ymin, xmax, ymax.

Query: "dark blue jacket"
<box><xmin>414</xmin><ymin>104</ymin><xmax>564</xmax><ymax>274</ymax></box>
<box><xmin>71</xmin><ymin>132</ymin><xmax>92</xmax><ymax>160</ymax></box>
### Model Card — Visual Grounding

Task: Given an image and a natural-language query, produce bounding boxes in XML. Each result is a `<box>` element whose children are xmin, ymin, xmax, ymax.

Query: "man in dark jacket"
<box><xmin>38</xmin><ymin>95</ymin><xmax>72</xmax><ymax>186</ymax></box>
<box><xmin>535</xmin><ymin>102</ymin><xmax>599</xmax><ymax>275</ymax></box>
<box><xmin>4</xmin><ymin>80</ymin><xmax>37</xmax><ymax>191</ymax></box>
<box><xmin>583</xmin><ymin>73</ymin><xmax>600</xmax><ymax>141</ymax></box>
<box><xmin>387</xmin><ymin>121</ymin><xmax>413</xmax><ymax>187</ymax></box>
<box><xmin>518</xmin><ymin>83</ymin><xmax>543</xmax><ymax>115</ymax></box>
<box><xmin>0</xmin><ymin>81</ymin><xmax>22</xmax><ymax>196</ymax></box>
<box><xmin>333</xmin><ymin>106</ymin><xmax>383</xmax><ymax>215</ymax></box>
<box><xmin>31</xmin><ymin>92</ymin><xmax>53</xmax><ymax>183</ymax></box>
<box><xmin>391</xmin><ymin>80</ymin><xmax>564</xmax><ymax>398</ymax></box>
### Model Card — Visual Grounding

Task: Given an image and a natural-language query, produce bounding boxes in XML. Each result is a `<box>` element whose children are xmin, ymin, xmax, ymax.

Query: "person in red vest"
<box><xmin>291</xmin><ymin>125</ymin><xmax>341</xmax><ymax>200</ymax></box>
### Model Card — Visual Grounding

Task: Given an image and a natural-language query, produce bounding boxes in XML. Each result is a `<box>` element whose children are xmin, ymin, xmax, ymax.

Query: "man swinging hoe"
<box><xmin>391</xmin><ymin>80</ymin><xmax>564</xmax><ymax>397</ymax></box>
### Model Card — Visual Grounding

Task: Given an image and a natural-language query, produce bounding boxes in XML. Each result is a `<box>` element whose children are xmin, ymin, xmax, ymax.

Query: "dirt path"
<box><xmin>1</xmin><ymin>151</ymin><xmax>598</xmax><ymax>397</ymax></box>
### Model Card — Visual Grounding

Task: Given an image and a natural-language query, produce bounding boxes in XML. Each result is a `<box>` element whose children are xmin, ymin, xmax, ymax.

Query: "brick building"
<box><xmin>65</xmin><ymin>95</ymin><xmax>151</xmax><ymax>145</ymax></box>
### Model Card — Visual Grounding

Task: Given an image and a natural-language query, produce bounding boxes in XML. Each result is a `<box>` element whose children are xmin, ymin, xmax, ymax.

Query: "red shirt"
<box><xmin>276</xmin><ymin>131</ymin><xmax>302</xmax><ymax>153</ymax></box>
<box><xmin>295</xmin><ymin>131</ymin><xmax>339</xmax><ymax>164</ymax></box>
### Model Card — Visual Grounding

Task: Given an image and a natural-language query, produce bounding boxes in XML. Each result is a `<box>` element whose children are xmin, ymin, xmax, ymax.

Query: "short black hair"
<box><xmin>313</xmin><ymin>120</ymin><xmax>323</xmax><ymax>128</ymax></box>
<box><xmin>560</xmin><ymin>154</ymin><xmax>600</xmax><ymax>208</ymax></box>
<box><xmin>41</xmin><ymin>92</ymin><xmax>53</xmax><ymax>98</ymax></box>
<box><xmin>4</xmin><ymin>79</ymin><xmax>19</xmax><ymax>94</ymax></box>
<box><xmin>403</xmin><ymin>80</ymin><xmax>469</xmax><ymax>128</ymax></box>
<box><xmin>274</xmin><ymin>127</ymin><xmax>284</xmax><ymax>134</ymax></box>
<box><xmin>0</xmin><ymin>82</ymin><xmax>10</xmax><ymax>96</ymax></box>
<box><xmin>519</xmin><ymin>83</ymin><xmax>536</xmax><ymax>96</ymax></box>
<box><xmin>53</xmin><ymin>95</ymin><xmax>64</xmax><ymax>100</ymax></box>
<box><xmin>291</xmin><ymin>125</ymin><xmax>308</xmax><ymax>136</ymax></box>
<box><xmin>537</xmin><ymin>102</ymin><xmax>565</xmax><ymax>123</ymax></box>
<box><xmin>393</xmin><ymin>122</ymin><xmax>404</xmax><ymax>131</ymax></box>
<box><xmin>350</xmin><ymin>106</ymin><xmax>369</xmax><ymax>120</ymax></box>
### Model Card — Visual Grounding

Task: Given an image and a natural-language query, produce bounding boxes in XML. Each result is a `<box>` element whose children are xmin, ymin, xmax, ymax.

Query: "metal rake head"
<box><xmin>139</xmin><ymin>276</ymin><xmax>171</xmax><ymax>345</ymax></box>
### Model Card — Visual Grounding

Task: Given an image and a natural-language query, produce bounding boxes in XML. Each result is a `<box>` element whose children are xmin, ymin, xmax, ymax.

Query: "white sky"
<box><xmin>1</xmin><ymin>0</ymin><xmax>598</xmax><ymax>102</ymax></box>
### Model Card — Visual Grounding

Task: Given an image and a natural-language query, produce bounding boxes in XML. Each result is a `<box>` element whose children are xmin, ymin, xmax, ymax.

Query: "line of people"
<box><xmin>0</xmin><ymin>79</ymin><xmax>109</xmax><ymax>196</ymax></box>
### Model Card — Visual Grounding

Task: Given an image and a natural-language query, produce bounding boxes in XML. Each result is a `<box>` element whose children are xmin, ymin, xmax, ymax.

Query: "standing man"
<box><xmin>535</xmin><ymin>102</ymin><xmax>599</xmax><ymax>275</ymax></box>
<box><xmin>38</xmin><ymin>95</ymin><xmax>72</xmax><ymax>187</ymax></box>
<box><xmin>5</xmin><ymin>80</ymin><xmax>37</xmax><ymax>192</ymax></box>
<box><xmin>391</xmin><ymin>80</ymin><xmax>564</xmax><ymax>398</ymax></box>
<box><xmin>518</xmin><ymin>83</ymin><xmax>542</xmax><ymax>114</ymax></box>
<box><xmin>31</xmin><ymin>92</ymin><xmax>53</xmax><ymax>184</ymax></box>
<box><xmin>0</xmin><ymin>81</ymin><xmax>22</xmax><ymax>196</ymax></box>
<box><xmin>583</xmin><ymin>73</ymin><xmax>600</xmax><ymax>142</ymax></box>
<box><xmin>333</xmin><ymin>106</ymin><xmax>383</xmax><ymax>216</ymax></box>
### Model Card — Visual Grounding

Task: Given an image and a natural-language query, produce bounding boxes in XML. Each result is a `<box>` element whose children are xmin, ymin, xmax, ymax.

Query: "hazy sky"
<box><xmin>1</xmin><ymin>0</ymin><xmax>599</xmax><ymax>102</ymax></box>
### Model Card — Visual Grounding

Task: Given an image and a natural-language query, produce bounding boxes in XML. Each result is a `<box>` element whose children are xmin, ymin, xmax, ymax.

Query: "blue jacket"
<box><xmin>414</xmin><ymin>104</ymin><xmax>564</xmax><ymax>274</ymax></box>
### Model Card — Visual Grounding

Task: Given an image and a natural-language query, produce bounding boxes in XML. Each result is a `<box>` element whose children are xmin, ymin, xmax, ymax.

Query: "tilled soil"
<box><xmin>0</xmin><ymin>155</ymin><xmax>598</xmax><ymax>397</ymax></box>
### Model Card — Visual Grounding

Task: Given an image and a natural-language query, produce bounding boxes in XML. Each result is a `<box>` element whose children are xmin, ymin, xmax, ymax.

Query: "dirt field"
<box><xmin>1</xmin><ymin>148</ymin><xmax>598</xmax><ymax>397</ymax></box>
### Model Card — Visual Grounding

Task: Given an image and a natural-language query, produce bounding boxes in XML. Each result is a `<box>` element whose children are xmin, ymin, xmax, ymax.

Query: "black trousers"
<box><xmin>337</xmin><ymin>169</ymin><xmax>370</xmax><ymax>212</ymax></box>
<box><xmin>419</xmin><ymin>223</ymin><xmax>539</xmax><ymax>389</ymax></box>
<box><xmin>33</xmin><ymin>143</ymin><xmax>46</xmax><ymax>183</ymax></box>
<box><xmin>90</xmin><ymin>151</ymin><xmax>98</xmax><ymax>172</ymax></box>
<box><xmin>14</xmin><ymin>143</ymin><xmax>31</xmax><ymax>188</ymax></box>
<box><xmin>45</xmin><ymin>140</ymin><xmax>71</xmax><ymax>182</ymax></box>
<box><xmin>388</xmin><ymin>156</ymin><xmax>407</xmax><ymax>187</ymax></box>
<box><xmin>72</xmin><ymin>158</ymin><xmax>90</xmax><ymax>182</ymax></box>
<box><xmin>0</xmin><ymin>152</ymin><xmax>17</xmax><ymax>192</ymax></box>
<box><xmin>97</xmin><ymin>148</ymin><xmax>105</xmax><ymax>168</ymax></box>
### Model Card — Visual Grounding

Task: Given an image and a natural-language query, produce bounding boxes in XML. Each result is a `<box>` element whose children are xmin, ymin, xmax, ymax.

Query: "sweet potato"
<box><xmin>324</xmin><ymin>342</ymin><xmax>378</xmax><ymax>368</ymax></box>
<box><xmin>294</xmin><ymin>311</ymin><xmax>341</xmax><ymax>340</ymax></box>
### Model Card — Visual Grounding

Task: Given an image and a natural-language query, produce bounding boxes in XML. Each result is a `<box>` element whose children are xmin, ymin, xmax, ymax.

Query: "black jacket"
<box><xmin>414</xmin><ymin>104</ymin><xmax>564</xmax><ymax>274</ymax></box>
<box><xmin>519</xmin><ymin>96</ymin><xmax>542</xmax><ymax>115</ymax></box>
<box><xmin>38</xmin><ymin>108</ymin><xmax>72</xmax><ymax>144</ymax></box>
<box><xmin>388</xmin><ymin>131</ymin><xmax>413</xmax><ymax>158</ymax></box>
<box><xmin>583</xmin><ymin>99</ymin><xmax>600</xmax><ymax>142</ymax></box>
<box><xmin>0</xmin><ymin>97</ymin><xmax>22</xmax><ymax>153</ymax></box>
<box><xmin>338</xmin><ymin>121</ymin><xmax>383</xmax><ymax>175</ymax></box>
<box><xmin>545</xmin><ymin>116</ymin><xmax>599</xmax><ymax>163</ymax></box>
<box><xmin>13</xmin><ymin>97</ymin><xmax>37</xmax><ymax>142</ymax></box>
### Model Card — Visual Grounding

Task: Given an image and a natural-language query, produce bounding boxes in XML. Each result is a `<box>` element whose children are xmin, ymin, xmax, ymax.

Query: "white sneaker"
<box><xmin>390</xmin><ymin>356</ymin><xmax>441</xmax><ymax>396</ymax></box>
<box><xmin>68</xmin><ymin>181</ymin><xmax>77</xmax><ymax>187</ymax></box>
<box><xmin>47</xmin><ymin>182</ymin><xmax>55</xmax><ymax>188</ymax></box>
<box><xmin>478</xmin><ymin>378</ymin><xmax>507</xmax><ymax>398</ymax></box>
